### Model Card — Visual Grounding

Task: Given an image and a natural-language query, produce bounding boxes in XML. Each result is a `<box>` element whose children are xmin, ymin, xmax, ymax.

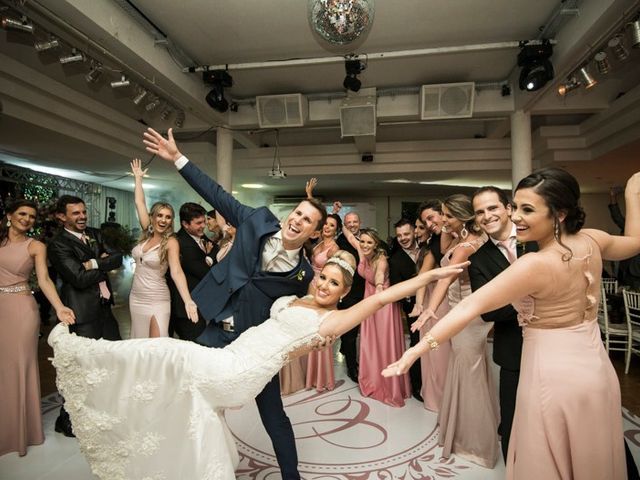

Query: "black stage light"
<box><xmin>517</xmin><ymin>41</ymin><xmax>554</xmax><ymax>92</ymax></box>
<box><xmin>206</xmin><ymin>83</ymin><xmax>229</xmax><ymax>112</ymax></box>
<box><xmin>203</xmin><ymin>70</ymin><xmax>232</xmax><ymax>113</ymax></box>
<box><xmin>343</xmin><ymin>58</ymin><xmax>365</xmax><ymax>92</ymax></box>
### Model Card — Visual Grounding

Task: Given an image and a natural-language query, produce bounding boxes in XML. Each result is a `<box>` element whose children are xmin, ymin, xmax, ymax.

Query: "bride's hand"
<box><xmin>186</xmin><ymin>301</ymin><xmax>199</xmax><ymax>323</ymax></box>
<box><xmin>427</xmin><ymin>262</ymin><xmax>468</xmax><ymax>282</ymax></box>
<box><xmin>411</xmin><ymin>308</ymin><xmax>436</xmax><ymax>333</ymax></box>
<box><xmin>382</xmin><ymin>347</ymin><xmax>420</xmax><ymax>377</ymax></box>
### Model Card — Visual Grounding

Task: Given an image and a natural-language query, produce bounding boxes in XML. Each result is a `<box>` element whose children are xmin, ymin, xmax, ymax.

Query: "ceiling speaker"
<box><xmin>339</xmin><ymin>94</ymin><xmax>376</xmax><ymax>137</ymax></box>
<box><xmin>256</xmin><ymin>94</ymin><xmax>308</xmax><ymax>128</ymax></box>
<box><xmin>421</xmin><ymin>82</ymin><xmax>475</xmax><ymax>120</ymax></box>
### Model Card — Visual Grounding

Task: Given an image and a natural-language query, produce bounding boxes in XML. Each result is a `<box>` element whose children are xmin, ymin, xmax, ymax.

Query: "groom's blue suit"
<box><xmin>178</xmin><ymin>160</ymin><xmax>313</xmax><ymax>480</ymax></box>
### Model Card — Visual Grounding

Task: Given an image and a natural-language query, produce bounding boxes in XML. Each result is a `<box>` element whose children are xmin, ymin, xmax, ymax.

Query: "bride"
<box><xmin>49</xmin><ymin>250</ymin><xmax>466</xmax><ymax>480</ymax></box>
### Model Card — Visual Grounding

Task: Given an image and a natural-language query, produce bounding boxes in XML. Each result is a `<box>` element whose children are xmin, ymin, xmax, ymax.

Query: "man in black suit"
<box><xmin>468</xmin><ymin>186</ymin><xmax>531</xmax><ymax>461</ymax></box>
<box><xmin>48</xmin><ymin>195</ymin><xmax>123</xmax><ymax>437</ymax></box>
<box><xmin>144</xmin><ymin>127</ymin><xmax>326</xmax><ymax>480</ymax></box>
<box><xmin>388</xmin><ymin>218</ymin><xmax>422</xmax><ymax>399</ymax></box>
<box><xmin>167</xmin><ymin>202</ymin><xmax>216</xmax><ymax>341</ymax></box>
<box><xmin>336</xmin><ymin>210</ymin><xmax>365</xmax><ymax>381</ymax></box>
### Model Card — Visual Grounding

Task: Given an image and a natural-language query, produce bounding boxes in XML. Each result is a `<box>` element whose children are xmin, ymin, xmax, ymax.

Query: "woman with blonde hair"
<box><xmin>343</xmin><ymin>226</ymin><xmax>411</xmax><ymax>406</ymax></box>
<box><xmin>49</xmin><ymin>249</ymin><xmax>465</xmax><ymax>478</ymax></box>
<box><xmin>130</xmin><ymin>159</ymin><xmax>198</xmax><ymax>337</ymax></box>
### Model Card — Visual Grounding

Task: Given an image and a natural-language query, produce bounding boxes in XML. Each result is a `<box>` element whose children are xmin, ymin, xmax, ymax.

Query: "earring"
<box><xmin>147</xmin><ymin>224</ymin><xmax>154</xmax><ymax>234</ymax></box>
<box><xmin>5</xmin><ymin>220</ymin><xmax>10</xmax><ymax>228</ymax></box>
<box><xmin>339</xmin><ymin>296</ymin><xmax>344</xmax><ymax>303</ymax></box>
<box><xmin>554</xmin><ymin>218</ymin><xmax>560</xmax><ymax>241</ymax></box>
<box><xmin>460</xmin><ymin>226</ymin><xmax>468</xmax><ymax>239</ymax></box>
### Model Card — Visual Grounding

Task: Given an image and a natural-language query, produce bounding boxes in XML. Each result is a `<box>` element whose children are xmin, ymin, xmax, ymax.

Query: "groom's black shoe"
<box><xmin>54</xmin><ymin>415</ymin><xmax>75</xmax><ymax>438</ymax></box>
<box><xmin>412</xmin><ymin>391</ymin><xmax>424</xmax><ymax>402</ymax></box>
<box><xmin>347</xmin><ymin>367</ymin><xmax>359</xmax><ymax>383</ymax></box>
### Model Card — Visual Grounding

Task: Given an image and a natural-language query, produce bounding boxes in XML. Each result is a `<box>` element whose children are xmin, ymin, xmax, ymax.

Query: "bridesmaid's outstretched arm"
<box><xmin>318</xmin><ymin>262</ymin><xmax>468</xmax><ymax>338</ymax></box>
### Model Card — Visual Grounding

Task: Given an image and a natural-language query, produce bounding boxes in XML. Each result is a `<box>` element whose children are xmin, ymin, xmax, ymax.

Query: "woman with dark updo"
<box><xmin>386</xmin><ymin>168</ymin><xmax>640</xmax><ymax>480</ymax></box>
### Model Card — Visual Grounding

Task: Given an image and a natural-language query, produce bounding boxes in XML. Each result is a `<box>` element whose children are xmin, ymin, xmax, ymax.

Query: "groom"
<box><xmin>144</xmin><ymin>128</ymin><xmax>326</xmax><ymax>480</ymax></box>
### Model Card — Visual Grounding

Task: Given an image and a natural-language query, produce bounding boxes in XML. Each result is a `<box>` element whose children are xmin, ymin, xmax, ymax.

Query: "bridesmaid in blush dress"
<box><xmin>343</xmin><ymin>226</ymin><xmax>411</xmax><ymax>406</ymax></box>
<box><xmin>0</xmin><ymin>199</ymin><xmax>75</xmax><ymax>457</ymax></box>
<box><xmin>412</xmin><ymin>194</ymin><xmax>498</xmax><ymax>468</ymax></box>
<box><xmin>306</xmin><ymin>213</ymin><xmax>341</xmax><ymax>391</ymax></box>
<box><xmin>386</xmin><ymin>168</ymin><xmax>640</xmax><ymax>480</ymax></box>
<box><xmin>130</xmin><ymin>159</ymin><xmax>199</xmax><ymax>338</ymax></box>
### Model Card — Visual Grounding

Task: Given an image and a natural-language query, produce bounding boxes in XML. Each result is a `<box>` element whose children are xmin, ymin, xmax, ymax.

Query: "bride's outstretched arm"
<box><xmin>382</xmin><ymin>253</ymin><xmax>547</xmax><ymax>377</ymax></box>
<box><xmin>317</xmin><ymin>262</ymin><xmax>468</xmax><ymax>338</ymax></box>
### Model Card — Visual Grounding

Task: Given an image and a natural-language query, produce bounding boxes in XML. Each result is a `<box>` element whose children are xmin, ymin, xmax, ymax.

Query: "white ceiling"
<box><xmin>1</xmin><ymin>0</ymin><xmax>639</xmax><ymax>202</ymax></box>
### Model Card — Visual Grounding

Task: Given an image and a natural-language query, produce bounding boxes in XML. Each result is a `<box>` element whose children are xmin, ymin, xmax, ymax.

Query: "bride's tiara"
<box><xmin>325</xmin><ymin>257</ymin><xmax>355</xmax><ymax>276</ymax></box>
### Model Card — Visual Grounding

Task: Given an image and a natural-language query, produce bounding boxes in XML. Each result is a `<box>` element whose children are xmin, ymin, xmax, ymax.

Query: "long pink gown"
<box><xmin>130</xmin><ymin>241</ymin><xmax>170</xmax><ymax>338</ymax></box>
<box><xmin>507</xmin><ymin>233</ymin><xmax>626</xmax><ymax>479</ymax></box>
<box><xmin>358</xmin><ymin>257</ymin><xmax>411</xmax><ymax>407</ymax></box>
<box><xmin>306</xmin><ymin>246</ymin><xmax>336</xmax><ymax>391</ymax></box>
<box><xmin>419</xmin><ymin>282</ymin><xmax>451</xmax><ymax>412</ymax></box>
<box><xmin>437</xmin><ymin>238</ymin><xmax>500</xmax><ymax>468</ymax></box>
<box><xmin>0</xmin><ymin>238</ymin><xmax>44</xmax><ymax>456</ymax></box>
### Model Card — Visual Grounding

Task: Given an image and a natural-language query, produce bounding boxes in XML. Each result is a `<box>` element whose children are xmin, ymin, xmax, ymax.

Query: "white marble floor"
<box><xmin>2</xmin><ymin>358</ymin><xmax>640</xmax><ymax>480</ymax></box>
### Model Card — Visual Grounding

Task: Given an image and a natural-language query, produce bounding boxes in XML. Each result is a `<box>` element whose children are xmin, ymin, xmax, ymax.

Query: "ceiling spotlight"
<box><xmin>557</xmin><ymin>77</ymin><xmax>580</xmax><ymax>96</ymax></box>
<box><xmin>160</xmin><ymin>105</ymin><xmax>173</xmax><ymax>120</ymax></box>
<box><xmin>577</xmin><ymin>66</ymin><xmax>597</xmax><ymax>89</ymax></box>
<box><xmin>608</xmin><ymin>35</ymin><xmax>629</xmax><ymax>61</ymax></box>
<box><xmin>145</xmin><ymin>96</ymin><xmax>161</xmax><ymax>112</ymax></box>
<box><xmin>343</xmin><ymin>58</ymin><xmax>366</xmax><ymax>92</ymax></box>
<box><xmin>85</xmin><ymin>63</ymin><xmax>103</xmax><ymax>83</ymax></box>
<box><xmin>1</xmin><ymin>16</ymin><xmax>34</xmax><ymax>33</ymax></box>
<box><xmin>203</xmin><ymin>70</ymin><xmax>233</xmax><ymax>113</ymax></box>
<box><xmin>594</xmin><ymin>51</ymin><xmax>610</xmax><ymax>75</ymax></box>
<box><xmin>132</xmin><ymin>89</ymin><xmax>148</xmax><ymax>105</ymax></box>
<box><xmin>628</xmin><ymin>19</ymin><xmax>640</xmax><ymax>49</ymax></box>
<box><xmin>34</xmin><ymin>39</ymin><xmax>59</xmax><ymax>52</ymax></box>
<box><xmin>59</xmin><ymin>49</ymin><xmax>85</xmax><ymax>64</ymax></box>
<box><xmin>174</xmin><ymin>110</ymin><xmax>185</xmax><ymax>128</ymax></box>
<box><xmin>110</xmin><ymin>75</ymin><xmax>130</xmax><ymax>88</ymax></box>
<box><xmin>517</xmin><ymin>41</ymin><xmax>554</xmax><ymax>91</ymax></box>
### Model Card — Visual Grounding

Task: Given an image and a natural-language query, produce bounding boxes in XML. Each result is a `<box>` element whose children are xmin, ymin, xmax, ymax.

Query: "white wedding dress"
<box><xmin>49</xmin><ymin>296</ymin><xmax>329</xmax><ymax>480</ymax></box>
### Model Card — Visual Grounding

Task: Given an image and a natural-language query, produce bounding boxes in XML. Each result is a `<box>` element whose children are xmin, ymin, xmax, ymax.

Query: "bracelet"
<box><xmin>422</xmin><ymin>332</ymin><xmax>439</xmax><ymax>351</ymax></box>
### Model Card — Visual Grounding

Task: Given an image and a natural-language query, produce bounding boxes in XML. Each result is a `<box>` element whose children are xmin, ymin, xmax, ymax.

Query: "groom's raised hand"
<box><xmin>143</xmin><ymin>127</ymin><xmax>182</xmax><ymax>163</ymax></box>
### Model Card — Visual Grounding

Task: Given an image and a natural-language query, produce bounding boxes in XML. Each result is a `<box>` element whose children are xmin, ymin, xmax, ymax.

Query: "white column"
<box><xmin>216</xmin><ymin>128</ymin><xmax>233</xmax><ymax>192</ymax></box>
<box><xmin>510</xmin><ymin>110</ymin><xmax>532</xmax><ymax>191</ymax></box>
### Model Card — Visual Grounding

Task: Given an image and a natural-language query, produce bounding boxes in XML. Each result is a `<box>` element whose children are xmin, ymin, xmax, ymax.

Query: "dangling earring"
<box><xmin>460</xmin><ymin>226</ymin><xmax>468</xmax><ymax>239</ymax></box>
<box><xmin>339</xmin><ymin>296</ymin><xmax>344</xmax><ymax>303</ymax></box>
<box><xmin>147</xmin><ymin>224</ymin><xmax>154</xmax><ymax>234</ymax></box>
<box><xmin>5</xmin><ymin>220</ymin><xmax>10</xmax><ymax>228</ymax></box>
<box><xmin>554</xmin><ymin>218</ymin><xmax>560</xmax><ymax>241</ymax></box>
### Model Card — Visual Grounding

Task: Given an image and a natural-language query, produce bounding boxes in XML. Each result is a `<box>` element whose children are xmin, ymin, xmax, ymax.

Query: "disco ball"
<box><xmin>308</xmin><ymin>0</ymin><xmax>375</xmax><ymax>47</ymax></box>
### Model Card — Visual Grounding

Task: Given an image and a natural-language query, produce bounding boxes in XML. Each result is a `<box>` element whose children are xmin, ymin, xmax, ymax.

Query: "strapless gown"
<box><xmin>49</xmin><ymin>295</ymin><xmax>328</xmax><ymax>480</ymax></box>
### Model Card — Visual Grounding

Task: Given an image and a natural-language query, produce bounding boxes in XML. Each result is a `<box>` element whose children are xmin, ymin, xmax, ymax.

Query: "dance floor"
<box><xmin>2</xmin><ymin>360</ymin><xmax>640</xmax><ymax>480</ymax></box>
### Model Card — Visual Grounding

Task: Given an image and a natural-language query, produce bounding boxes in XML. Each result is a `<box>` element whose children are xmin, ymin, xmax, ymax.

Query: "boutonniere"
<box><xmin>516</xmin><ymin>240</ymin><xmax>525</xmax><ymax>254</ymax></box>
<box><xmin>296</xmin><ymin>270</ymin><xmax>306</xmax><ymax>281</ymax></box>
<box><xmin>86</xmin><ymin>236</ymin><xmax>97</xmax><ymax>246</ymax></box>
